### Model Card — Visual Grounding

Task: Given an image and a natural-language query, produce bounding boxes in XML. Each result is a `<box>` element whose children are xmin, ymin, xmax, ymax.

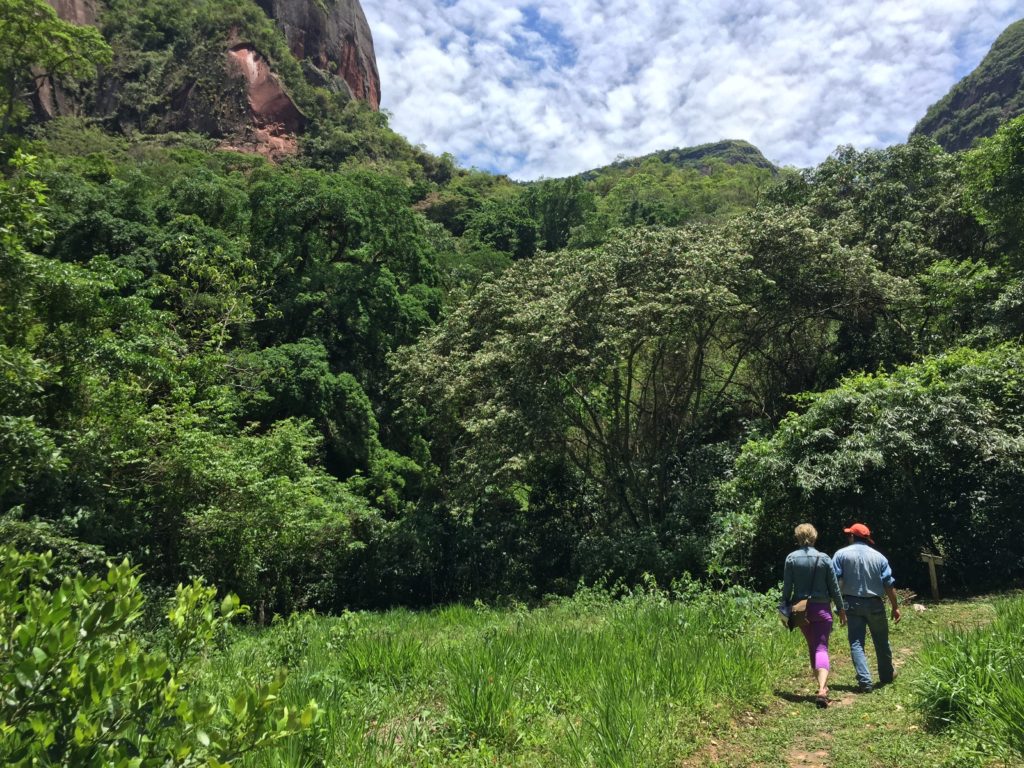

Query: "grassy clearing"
<box><xmin>203</xmin><ymin>584</ymin><xmax>793</xmax><ymax>767</ymax></box>
<box><xmin>201</xmin><ymin>591</ymin><xmax>1023</xmax><ymax>768</ymax></box>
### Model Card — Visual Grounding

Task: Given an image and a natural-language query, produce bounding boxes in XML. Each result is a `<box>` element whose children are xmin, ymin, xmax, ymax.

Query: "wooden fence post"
<box><xmin>919</xmin><ymin>552</ymin><xmax>945</xmax><ymax>600</ymax></box>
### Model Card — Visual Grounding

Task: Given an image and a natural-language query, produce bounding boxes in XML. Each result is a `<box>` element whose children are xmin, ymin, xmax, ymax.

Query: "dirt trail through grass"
<box><xmin>679</xmin><ymin>599</ymin><xmax>1005</xmax><ymax>768</ymax></box>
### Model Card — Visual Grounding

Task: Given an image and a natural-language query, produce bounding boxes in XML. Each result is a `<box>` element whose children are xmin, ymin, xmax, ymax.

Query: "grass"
<box><xmin>203</xmin><ymin>583</ymin><xmax>791</xmax><ymax>767</ymax></box>
<box><xmin>915</xmin><ymin>593</ymin><xmax>1024</xmax><ymax>763</ymax></box>
<box><xmin>200</xmin><ymin>589</ymin><xmax>1023</xmax><ymax>768</ymax></box>
<box><xmin>681</xmin><ymin>597</ymin><xmax>1021</xmax><ymax>768</ymax></box>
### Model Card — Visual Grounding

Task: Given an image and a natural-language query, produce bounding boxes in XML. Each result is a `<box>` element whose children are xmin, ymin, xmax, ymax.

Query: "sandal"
<box><xmin>815</xmin><ymin>694</ymin><xmax>829</xmax><ymax>709</ymax></box>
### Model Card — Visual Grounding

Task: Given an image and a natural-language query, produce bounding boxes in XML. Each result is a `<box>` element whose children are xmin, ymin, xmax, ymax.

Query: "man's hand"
<box><xmin>838</xmin><ymin>608</ymin><xmax>848</xmax><ymax>627</ymax></box>
<box><xmin>891</xmin><ymin>606</ymin><xmax>902</xmax><ymax>624</ymax></box>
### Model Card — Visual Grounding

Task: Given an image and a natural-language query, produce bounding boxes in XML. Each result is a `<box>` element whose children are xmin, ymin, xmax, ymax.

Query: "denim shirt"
<box><xmin>832</xmin><ymin>541</ymin><xmax>895</xmax><ymax>598</ymax></box>
<box><xmin>783</xmin><ymin>547</ymin><xmax>843</xmax><ymax>608</ymax></box>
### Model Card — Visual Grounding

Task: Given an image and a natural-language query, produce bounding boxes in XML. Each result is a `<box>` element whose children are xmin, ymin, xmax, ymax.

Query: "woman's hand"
<box><xmin>838</xmin><ymin>608</ymin><xmax>848</xmax><ymax>627</ymax></box>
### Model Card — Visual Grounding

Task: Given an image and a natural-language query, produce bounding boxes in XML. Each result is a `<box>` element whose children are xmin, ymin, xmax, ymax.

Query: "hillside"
<box><xmin>29</xmin><ymin>0</ymin><xmax>380</xmax><ymax>159</ymax></box>
<box><xmin>912</xmin><ymin>18</ymin><xmax>1024</xmax><ymax>151</ymax></box>
<box><xmin>577</xmin><ymin>138</ymin><xmax>776</xmax><ymax>180</ymax></box>
<box><xmin>4</xmin><ymin>0</ymin><xmax>1024</xmax><ymax>615</ymax></box>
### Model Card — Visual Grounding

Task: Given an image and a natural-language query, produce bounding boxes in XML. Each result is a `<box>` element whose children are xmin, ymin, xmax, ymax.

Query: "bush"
<box><xmin>0</xmin><ymin>546</ymin><xmax>317</xmax><ymax>767</ymax></box>
<box><xmin>714</xmin><ymin>343</ymin><xmax>1024</xmax><ymax>593</ymax></box>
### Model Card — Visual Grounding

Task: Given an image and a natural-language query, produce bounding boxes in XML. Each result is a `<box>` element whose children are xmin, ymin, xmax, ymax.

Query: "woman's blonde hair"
<box><xmin>794</xmin><ymin>523</ymin><xmax>818</xmax><ymax>547</ymax></box>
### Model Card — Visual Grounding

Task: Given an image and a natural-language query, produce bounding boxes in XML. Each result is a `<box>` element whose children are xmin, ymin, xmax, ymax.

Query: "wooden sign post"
<box><xmin>919</xmin><ymin>552</ymin><xmax>945</xmax><ymax>600</ymax></box>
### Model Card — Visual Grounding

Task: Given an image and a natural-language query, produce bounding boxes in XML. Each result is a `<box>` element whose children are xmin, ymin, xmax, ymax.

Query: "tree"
<box><xmin>0</xmin><ymin>0</ymin><xmax>111</xmax><ymax>135</ymax></box>
<box><xmin>394</xmin><ymin>218</ymin><xmax>889</xmax><ymax>585</ymax></box>
<box><xmin>964</xmin><ymin>114</ymin><xmax>1024</xmax><ymax>269</ymax></box>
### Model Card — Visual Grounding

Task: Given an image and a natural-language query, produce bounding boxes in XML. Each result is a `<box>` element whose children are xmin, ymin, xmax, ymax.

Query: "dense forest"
<box><xmin>3</xmin><ymin>0</ymin><xmax>1024</xmax><ymax>617</ymax></box>
<box><xmin>5</xmin><ymin>1</ymin><xmax>1024</xmax><ymax>765</ymax></box>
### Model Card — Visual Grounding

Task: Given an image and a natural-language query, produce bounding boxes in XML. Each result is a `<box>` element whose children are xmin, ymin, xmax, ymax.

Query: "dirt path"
<box><xmin>678</xmin><ymin>600</ymin><xmax>1001</xmax><ymax>768</ymax></box>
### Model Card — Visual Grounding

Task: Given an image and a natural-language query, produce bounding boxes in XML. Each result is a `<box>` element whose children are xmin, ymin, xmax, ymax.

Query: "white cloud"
<box><xmin>362</xmin><ymin>0</ymin><xmax>1023</xmax><ymax>179</ymax></box>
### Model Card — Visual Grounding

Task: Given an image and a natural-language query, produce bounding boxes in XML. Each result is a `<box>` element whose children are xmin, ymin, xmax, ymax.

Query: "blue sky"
<box><xmin>363</xmin><ymin>0</ymin><xmax>1023</xmax><ymax>180</ymax></box>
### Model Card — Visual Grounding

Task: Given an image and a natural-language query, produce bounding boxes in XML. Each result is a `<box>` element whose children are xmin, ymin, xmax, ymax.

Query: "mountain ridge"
<box><xmin>912</xmin><ymin>18</ymin><xmax>1024</xmax><ymax>152</ymax></box>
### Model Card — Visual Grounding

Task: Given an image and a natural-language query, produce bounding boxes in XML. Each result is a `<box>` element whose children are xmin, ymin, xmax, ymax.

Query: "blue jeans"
<box><xmin>843</xmin><ymin>595</ymin><xmax>893</xmax><ymax>687</ymax></box>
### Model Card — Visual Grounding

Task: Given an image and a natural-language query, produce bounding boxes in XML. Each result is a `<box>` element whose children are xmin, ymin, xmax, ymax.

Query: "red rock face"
<box><xmin>257</xmin><ymin>0</ymin><xmax>381</xmax><ymax>110</ymax></box>
<box><xmin>39</xmin><ymin>0</ymin><xmax>380</xmax><ymax>159</ymax></box>
<box><xmin>228</xmin><ymin>45</ymin><xmax>306</xmax><ymax>134</ymax></box>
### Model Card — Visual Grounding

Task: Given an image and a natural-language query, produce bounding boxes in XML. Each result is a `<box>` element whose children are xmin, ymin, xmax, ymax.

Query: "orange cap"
<box><xmin>844</xmin><ymin>522</ymin><xmax>874</xmax><ymax>544</ymax></box>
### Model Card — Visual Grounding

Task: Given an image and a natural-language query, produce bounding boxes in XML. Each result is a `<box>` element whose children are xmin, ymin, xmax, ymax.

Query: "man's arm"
<box><xmin>879</xmin><ymin>554</ymin><xmax>899</xmax><ymax>622</ymax></box>
<box><xmin>884</xmin><ymin>584</ymin><xmax>901</xmax><ymax>624</ymax></box>
<box><xmin>824</xmin><ymin>556</ymin><xmax>847</xmax><ymax>626</ymax></box>
<box><xmin>832</xmin><ymin>550</ymin><xmax>843</xmax><ymax>579</ymax></box>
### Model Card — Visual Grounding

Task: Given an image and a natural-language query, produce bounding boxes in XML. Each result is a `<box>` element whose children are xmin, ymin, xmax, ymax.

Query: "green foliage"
<box><xmin>395</xmin><ymin>213</ymin><xmax>893</xmax><ymax>590</ymax></box>
<box><xmin>0</xmin><ymin>133</ymin><xmax>422</xmax><ymax>614</ymax></box>
<box><xmin>0</xmin><ymin>0</ymin><xmax>111</xmax><ymax>135</ymax></box>
<box><xmin>5</xmin><ymin>0</ymin><xmax>1024</xmax><ymax>613</ymax></box>
<box><xmin>247</xmin><ymin>165</ymin><xmax>441</xmax><ymax>396</ymax></box>
<box><xmin>0</xmin><ymin>547</ymin><xmax>317</xmax><ymax>767</ymax></box>
<box><xmin>577</xmin><ymin>139</ymin><xmax>776</xmax><ymax>180</ymax></box>
<box><xmin>915</xmin><ymin>594</ymin><xmax>1024</xmax><ymax>761</ymax></box>
<box><xmin>963</xmin><ymin>114</ymin><xmax>1024</xmax><ymax>268</ymax></box>
<box><xmin>568</xmin><ymin>156</ymin><xmax>774</xmax><ymax>247</ymax></box>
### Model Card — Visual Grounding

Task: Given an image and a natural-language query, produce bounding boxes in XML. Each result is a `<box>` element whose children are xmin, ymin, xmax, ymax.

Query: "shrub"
<box><xmin>0</xmin><ymin>546</ymin><xmax>317</xmax><ymax>767</ymax></box>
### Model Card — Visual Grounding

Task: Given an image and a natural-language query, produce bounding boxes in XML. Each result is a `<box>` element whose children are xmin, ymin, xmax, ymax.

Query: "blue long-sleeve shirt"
<box><xmin>782</xmin><ymin>547</ymin><xmax>843</xmax><ymax>609</ymax></box>
<box><xmin>832</xmin><ymin>541</ymin><xmax>895</xmax><ymax>598</ymax></box>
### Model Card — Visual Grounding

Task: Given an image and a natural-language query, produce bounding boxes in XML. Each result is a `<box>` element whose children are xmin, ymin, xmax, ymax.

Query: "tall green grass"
<box><xmin>205</xmin><ymin>582</ymin><xmax>793</xmax><ymax>767</ymax></box>
<box><xmin>915</xmin><ymin>594</ymin><xmax>1024</xmax><ymax>761</ymax></box>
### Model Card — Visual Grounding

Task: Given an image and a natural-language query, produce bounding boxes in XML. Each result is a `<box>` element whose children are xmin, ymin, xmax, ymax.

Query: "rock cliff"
<box><xmin>256</xmin><ymin>0</ymin><xmax>380</xmax><ymax>109</ymax></box>
<box><xmin>39</xmin><ymin>0</ymin><xmax>380</xmax><ymax>151</ymax></box>
<box><xmin>46</xmin><ymin>0</ymin><xmax>97</xmax><ymax>25</ymax></box>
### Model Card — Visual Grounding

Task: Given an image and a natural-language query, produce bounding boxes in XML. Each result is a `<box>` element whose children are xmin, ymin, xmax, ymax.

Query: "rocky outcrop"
<box><xmin>255</xmin><ymin>0</ymin><xmax>380</xmax><ymax>109</ymax></box>
<box><xmin>228</xmin><ymin>44</ymin><xmax>306</xmax><ymax>133</ymax></box>
<box><xmin>34</xmin><ymin>0</ymin><xmax>101</xmax><ymax>118</ymax></box>
<box><xmin>36</xmin><ymin>0</ymin><xmax>380</xmax><ymax>157</ymax></box>
<box><xmin>46</xmin><ymin>0</ymin><xmax>97</xmax><ymax>26</ymax></box>
<box><xmin>221</xmin><ymin>44</ymin><xmax>305</xmax><ymax>159</ymax></box>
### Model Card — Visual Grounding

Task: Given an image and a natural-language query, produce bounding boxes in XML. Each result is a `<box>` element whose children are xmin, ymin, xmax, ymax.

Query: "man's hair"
<box><xmin>794</xmin><ymin>523</ymin><xmax>818</xmax><ymax>547</ymax></box>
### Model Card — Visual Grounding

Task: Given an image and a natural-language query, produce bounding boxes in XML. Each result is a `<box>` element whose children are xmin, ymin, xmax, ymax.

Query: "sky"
<box><xmin>362</xmin><ymin>1</ymin><xmax>1023</xmax><ymax>181</ymax></box>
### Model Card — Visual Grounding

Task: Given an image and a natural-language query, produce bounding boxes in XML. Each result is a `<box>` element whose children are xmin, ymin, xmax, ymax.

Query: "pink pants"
<box><xmin>800</xmin><ymin>602</ymin><xmax>834</xmax><ymax>670</ymax></box>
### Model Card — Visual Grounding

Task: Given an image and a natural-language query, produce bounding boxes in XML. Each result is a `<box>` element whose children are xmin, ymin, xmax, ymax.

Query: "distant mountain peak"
<box><xmin>577</xmin><ymin>139</ymin><xmax>776</xmax><ymax>180</ymax></box>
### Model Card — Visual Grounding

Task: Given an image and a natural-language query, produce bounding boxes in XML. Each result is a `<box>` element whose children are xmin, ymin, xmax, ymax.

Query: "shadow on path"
<box><xmin>773</xmin><ymin>690</ymin><xmax>818</xmax><ymax>705</ymax></box>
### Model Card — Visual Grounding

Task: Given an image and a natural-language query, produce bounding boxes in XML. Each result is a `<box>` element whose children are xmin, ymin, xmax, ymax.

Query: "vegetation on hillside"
<box><xmin>913</xmin><ymin>18</ymin><xmax>1024</xmax><ymax>152</ymax></box>
<box><xmin>4</xmin><ymin>3</ymin><xmax>1024</xmax><ymax>765</ymax></box>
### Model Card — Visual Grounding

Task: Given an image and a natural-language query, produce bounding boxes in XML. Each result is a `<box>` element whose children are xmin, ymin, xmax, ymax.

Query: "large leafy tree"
<box><xmin>248</xmin><ymin>166</ymin><xmax>441</xmax><ymax>399</ymax></box>
<box><xmin>0</xmin><ymin>0</ymin><xmax>110</xmax><ymax>135</ymax></box>
<box><xmin>395</xmin><ymin>217</ymin><xmax>889</xmax><ymax>583</ymax></box>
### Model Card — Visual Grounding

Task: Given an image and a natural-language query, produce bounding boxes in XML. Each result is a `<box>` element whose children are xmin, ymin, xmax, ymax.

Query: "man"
<box><xmin>832</xmin><ymin>522</ymin><xmax>901</xmax><ymax>693</ymax></box>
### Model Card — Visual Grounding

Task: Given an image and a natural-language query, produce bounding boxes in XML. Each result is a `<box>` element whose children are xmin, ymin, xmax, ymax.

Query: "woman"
<box><xmin>783</xmin><ymin>523</ymin><xmax>847</xmax><ymax>708</ymax></box>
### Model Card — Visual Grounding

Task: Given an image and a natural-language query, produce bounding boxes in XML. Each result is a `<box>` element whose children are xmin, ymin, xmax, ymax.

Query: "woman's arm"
<box><xmin>824</xmin><ymin>555</ymin><xmax>843</xmax><ymax>608</ymax></box>
<box><xmin>782</xmin><ymin>556</ymin><xmax>794</xmax><ymax>605</ymax></box>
